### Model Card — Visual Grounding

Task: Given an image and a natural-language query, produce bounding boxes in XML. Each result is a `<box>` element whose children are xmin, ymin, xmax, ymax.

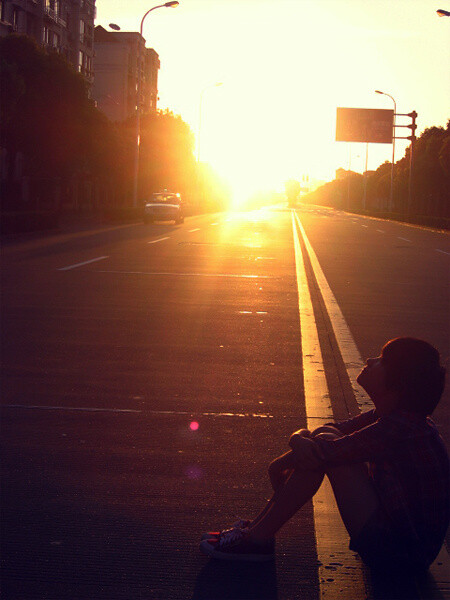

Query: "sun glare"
<box><xmin>141</xmin><ymin>0</ymin><xmax>449</xmax><ymax>207</ymax></box>
<box><xmin>186</xmin><ymin>3</ymin><xmax>364</xmax><ymax>205</ymax></box>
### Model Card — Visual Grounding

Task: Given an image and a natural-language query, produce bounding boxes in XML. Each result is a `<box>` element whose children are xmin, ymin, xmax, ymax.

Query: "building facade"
<box><xmin>92</xmin><ymin>25</ymin><xmax>160</xmax><ymax>122</ymax></box>
<box><xmin>0</xmin><ymin>0</ymin><xmax>95</xmax><ymax>84</ymax></box>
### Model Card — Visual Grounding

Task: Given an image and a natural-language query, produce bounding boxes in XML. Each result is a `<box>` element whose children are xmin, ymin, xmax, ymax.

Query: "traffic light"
<box><xmin>407</xmin><ymin>111</ymin><xmax>417</xmax><ymax>142</ymax></box>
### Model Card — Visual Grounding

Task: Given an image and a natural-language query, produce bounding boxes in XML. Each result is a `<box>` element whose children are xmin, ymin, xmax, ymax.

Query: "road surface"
<box><xmin>1</xmin><ymin>205</ymin><xmax>449</xmax><ymax>599</ymax></box>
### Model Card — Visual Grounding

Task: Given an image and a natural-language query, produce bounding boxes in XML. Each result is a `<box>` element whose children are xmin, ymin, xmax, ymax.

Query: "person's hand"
<box><xmin>290</xmin><ymin>428</ymin><xmax>312</xmax><ymax>439</ymax></box>
<box><xmin>268</xmin><ymin>452</ymin><xmax>295</xmax><ymax>491</ymax></box>
<box><xmin>288</xmin><ymin>434</ymin><xmax>324</xmax><ymax>470</ymax></box>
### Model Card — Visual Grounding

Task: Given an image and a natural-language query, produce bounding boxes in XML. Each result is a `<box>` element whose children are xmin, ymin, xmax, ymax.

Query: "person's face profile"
<box><xmin>357</xmin><ymin>355</ymin><xmax>397</xmax><ymax>414</ymax></box>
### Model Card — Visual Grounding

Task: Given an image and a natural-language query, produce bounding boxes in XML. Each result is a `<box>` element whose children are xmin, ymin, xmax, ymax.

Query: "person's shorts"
<box><xmin>349</xmin><ymin>507</ymin><xmax>428</xmax><ymax>572</ymax></box>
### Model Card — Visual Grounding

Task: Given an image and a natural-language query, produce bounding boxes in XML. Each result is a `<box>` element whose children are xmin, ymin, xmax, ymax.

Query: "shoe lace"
<box><xmin>233</xmin><ymin>519</ymin><xmax>248</xmax><ymax>528</ymax></box>
<box><xmin>218</xmin><ymin>526</ymin><xmax>248</xmax><ymax>548</ymax></box>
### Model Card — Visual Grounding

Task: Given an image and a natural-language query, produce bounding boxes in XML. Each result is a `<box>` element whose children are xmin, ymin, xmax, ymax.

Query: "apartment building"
<box><xmin>0</xmin><ymin>0</ymin><xmax>95</xmax><ymax>84</ymax></box>
<box><xmin>92</xmin><ymin>25</ymin><xmax>160</xmax><ymax>122</ymax></box>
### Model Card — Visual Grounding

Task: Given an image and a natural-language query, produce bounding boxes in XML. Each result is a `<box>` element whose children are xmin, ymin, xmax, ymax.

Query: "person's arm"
<box><xmin>288</xmin><ymin>435</ymin><xmax>326</xmax><ymax>470</ymax></box>
<box><xmin>326</xmin><ymin>409</ymin><xmax>377</xmax><ymax>435</ymax></box>
<box><xmin>313</xmin><ymin>416</ymin><xmax>395</xmax><ymax>466</ymax></box>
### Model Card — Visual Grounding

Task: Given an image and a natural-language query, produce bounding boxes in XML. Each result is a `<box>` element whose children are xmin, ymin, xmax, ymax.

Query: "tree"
<box><xmin>302</xmin><ymin>121</ymin><xmax>450</xmax><ymax>225</ymax></box>
<box><xmin>1</xmin><ymin>35</ymin><xmax>91</xmax><ymax>180</ymax></box>
<box><xmin>136</xmin><ymin>109</ymin><xmax>196</xmax><ymax>199</ymax></box>
<box><xmin>0</xmin><ymin>35</ymin><xmax>132</xmax><ymax>211</ymax></box>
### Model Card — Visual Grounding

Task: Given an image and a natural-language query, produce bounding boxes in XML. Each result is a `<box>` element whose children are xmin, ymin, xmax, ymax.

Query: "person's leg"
<box><xmin>248</xmin><ymin>467</ymin><xmax>325</xmax><ymax>542</ymax></box>
<box><xmin>312</xmin><ymin>431</ymin><xmax>380</xmax><ymax>540</ymax></box>
<box><xmin>249</xmin><ymin>426</ymin><xmax>342</xmax><ymax>530</ymax></box>
<box><xmin>326</xmin><ymin>463</ymin><xmax>379</xmax><ymax>540</ymax></box>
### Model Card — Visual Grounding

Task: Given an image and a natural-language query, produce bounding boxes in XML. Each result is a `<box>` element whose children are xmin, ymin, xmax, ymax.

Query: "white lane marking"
<box><xmin>96</xmin><ymin>271</ymin><xmax>273</xmax><ymax>279</ymax></box>
<box><xmin>293</xmin><ymin>212</ymin><xmax>372</xmax><ymax>412</ymax></box>
<box><xmin>4</xmin><ymin>404</ymin><xmax>141</xmax><ymax>414</ymax></box>
<box><xmin>58</xmin><ymin>256</ymin><xmax>108</xmax><ymax>271</ymax></box>
<box><xmin>2</xmin><ymin>404</ymin><xmax>273</xmax><ymax>418</ymax></box>
<box><xmin>376</xmin><ymin>229</ymin><xmax>385</xmax><ymax>234</ymax></box>
<box><xmin>188</xmin><ymin>228</ymin><xmax>201</xmax><ymax>232</ymax></box>
<box><xmin>361</xmin><ymin>225</ymin><xmax>369</xmax><ymax>228</ymax></box>
<box><xmin>397</xmin><ymin>237</ymin><xmax>412</xmax><ymax>242</ymax></box>
<box><xmin>436</xmin><ymin>249</ymin><xmax>450</xmax><ymax>255</ymax></box>
<box><xmin>292</xmin><ymin>213</ymin><xmax>367</xmax><ymax>599</ymax></box>
<box><xmin>147</xmin><ymin>237</ymin><xmax>170</xmax><ymax>244</ymax></box>
<box><xmin>211</xmin><ymin>223</ymin><xmax>219</xmax><ymax>226</ymax></box>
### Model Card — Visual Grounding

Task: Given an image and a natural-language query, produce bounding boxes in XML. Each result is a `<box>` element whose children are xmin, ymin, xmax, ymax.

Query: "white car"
<box><xmin>143</xmin><ymin>191</ymin><xmax>184</xmax><ymax>224</ymax></box>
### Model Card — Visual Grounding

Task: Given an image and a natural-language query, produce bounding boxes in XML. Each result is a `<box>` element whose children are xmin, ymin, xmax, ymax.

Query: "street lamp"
<box><xmin>375</xmin><ymin>90</ymin><xmax>396</xmax><ymax>213</ymax></box>
<box><xmin>197</xmin><ymin>82</ymin><xmax>223</xmax><ymax>163</ymax></box>
<box><xmin>132</xmin><ymin>1</ymin><xmax>179</xmax><ymax>208</ymax></box>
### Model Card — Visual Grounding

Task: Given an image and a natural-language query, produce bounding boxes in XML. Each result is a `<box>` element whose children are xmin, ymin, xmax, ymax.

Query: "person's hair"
<box><xmin>381</xmin><ymin>337</ymin><xmax>446</xmax><ymax>416</ymax></box>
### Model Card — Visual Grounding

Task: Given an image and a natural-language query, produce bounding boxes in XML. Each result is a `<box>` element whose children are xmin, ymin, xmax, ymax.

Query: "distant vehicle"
<box><xmin>285</xmin><ymin>179</ymin><xmax>301</xmax><ymax>208</ymax></box>
<box><xmin>143</xmin><ymin>191</ymin><xmax>184</xmax><ymax>224</ymax></box>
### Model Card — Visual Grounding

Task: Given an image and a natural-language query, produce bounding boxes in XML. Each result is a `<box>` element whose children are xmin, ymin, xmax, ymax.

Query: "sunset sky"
<box><xmin>96</xmin><ymin>0</ymin><xmax>450</xmax><ymax>202</ymax></box>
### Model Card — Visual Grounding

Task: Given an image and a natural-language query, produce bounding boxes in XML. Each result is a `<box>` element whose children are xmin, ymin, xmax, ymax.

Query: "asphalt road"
<box><xmin>1</xmin><ymin>205</ymin><xmax>449</xmax><ymax>599</ymax></box>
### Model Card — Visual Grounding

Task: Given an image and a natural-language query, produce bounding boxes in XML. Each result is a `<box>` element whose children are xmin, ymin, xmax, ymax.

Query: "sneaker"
<box><xmin>199</xmin><ymin>527</ymin><xmax>275</xmax><ymax>562</ymax></box>
<box><xmin>200</xmin><ymin>518</ymin><xmax>251</xmax><ymax>541</ymax></box>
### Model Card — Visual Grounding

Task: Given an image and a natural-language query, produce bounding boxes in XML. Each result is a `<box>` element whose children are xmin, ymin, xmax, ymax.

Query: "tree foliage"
<box><xmin>302</xmin><ymin>121</ymin><xmax>450</xmax><ymax>227</ymax></box>
<box><xmin>138</xmin><ymin>109</ymin><xmax>197</xmax><ymax>200</ymax></box>
<box><xmin>1</xmin><ymin>35</ymin><xmax>92</xmax><ymax>179</ymax></box>
<box><xmin>1</xmin><ymin>35</ymin><xmax>228</xmax><ymax>214</ymax></box>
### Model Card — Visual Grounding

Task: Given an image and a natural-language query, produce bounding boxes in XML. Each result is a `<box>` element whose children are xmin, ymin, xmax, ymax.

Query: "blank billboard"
<box><xmin>336</xmin><ymin>107</ymin><xmax>394</xmax><ymax>143</ymax></box>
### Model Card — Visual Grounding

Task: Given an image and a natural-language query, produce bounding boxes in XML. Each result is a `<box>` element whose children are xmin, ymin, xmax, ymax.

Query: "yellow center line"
<box><xmin>294</xmin><ymin>213</ymin><xmax>372</xmax><ymax>413</ymax></box>
<box><xmin>292</xmin><ymin>211</ymin><xmax>368</xmax><ymax>599</ymax></box>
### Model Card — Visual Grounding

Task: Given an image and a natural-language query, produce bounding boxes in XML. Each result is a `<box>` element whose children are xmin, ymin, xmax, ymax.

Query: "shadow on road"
<box><xmin>192</xmin><ymin>559</ymin><xmax>278</xmax><ymax>599</ymax></box>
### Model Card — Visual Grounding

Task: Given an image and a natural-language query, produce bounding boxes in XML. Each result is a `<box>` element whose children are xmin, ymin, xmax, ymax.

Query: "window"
<box><xmin>43</xmin><ymin>27</ymin><xmax>50</xmax><ymax>44</ymax></box>
<box><xmin>12</xmin><ymin>7</ymin><xmax>19</xmax><ymax>30</ymax></box>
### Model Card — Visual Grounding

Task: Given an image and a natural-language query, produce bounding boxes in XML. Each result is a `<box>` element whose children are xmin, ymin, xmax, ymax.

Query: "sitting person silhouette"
<box><xmin>200</xmin><ymin>337</ymin><xmax>449</xmax><ymax>572</ymax></box>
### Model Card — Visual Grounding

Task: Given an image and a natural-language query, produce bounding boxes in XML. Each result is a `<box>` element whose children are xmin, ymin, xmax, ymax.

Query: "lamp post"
<box><xmin>132</xmin><ymin>1</ymin><xmax>179</xmax><ymax>209</ymax></box>
<box><xmin>375</xmin><ymin>90</ymin><xmax>396</xmax><ymax>213</ymax></box>
<box><xmin>197</xmin><ymin>82</ymin><xmax>223</xmax><ymax>163</ymax></box>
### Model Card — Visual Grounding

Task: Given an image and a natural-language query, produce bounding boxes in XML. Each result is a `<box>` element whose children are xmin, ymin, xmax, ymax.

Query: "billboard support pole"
<box><xmin>390</xmin><ymin>109</ymin><xmax>396</xmax><ymax>213</ymax></box>
<box><xmin>363</xmin><ymin>142</ymin><xmax>369</xmax><ymax>211</ymax></box>
<box><xmin>347</xmin><ymin>144</ymin><xmax>351</xmax><ymax>210</ymax></box>
<box><xmin>396</xmin><ymin>111</ymin><xmax>417</xmax><ymax>219</ymax></box>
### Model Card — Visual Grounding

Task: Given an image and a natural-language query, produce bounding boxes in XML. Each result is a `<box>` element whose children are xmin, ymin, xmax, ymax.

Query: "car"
<box><xmin>143</xmin><ymin>191</ymin><xmax>184</xmax><ymax>224</ymax></box>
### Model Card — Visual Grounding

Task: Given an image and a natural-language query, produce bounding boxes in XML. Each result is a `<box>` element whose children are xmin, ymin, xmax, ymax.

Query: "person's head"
<box><xmin>357</xmin><ymin>337</ymin><xmax>446</xmax><ymax>416</ymax></box>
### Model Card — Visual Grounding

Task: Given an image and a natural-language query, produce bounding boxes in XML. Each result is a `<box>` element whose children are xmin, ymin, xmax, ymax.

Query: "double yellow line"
<box><xmin>291</xmin><ymin>209</ymin><xmax>450</xmax><ymax>599</ymax></box>
<box><xmin>291</xmin><ymin>210</ymin><xmax>370</xmax><ymax>599</ymax></box>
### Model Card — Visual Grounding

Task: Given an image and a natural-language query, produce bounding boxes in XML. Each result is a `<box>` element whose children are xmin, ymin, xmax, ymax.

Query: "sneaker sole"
<box><xmin>201</xmin><ymin>531</ymin><xmax>220</xmax><ymax>541</ymax></box>
<box><xmin>199</xmin><ymin>540</ymin><xmax>274</xmax><ymax>562</ymax></box>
